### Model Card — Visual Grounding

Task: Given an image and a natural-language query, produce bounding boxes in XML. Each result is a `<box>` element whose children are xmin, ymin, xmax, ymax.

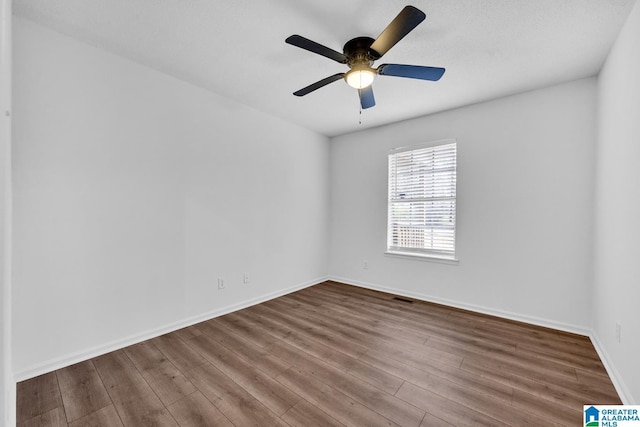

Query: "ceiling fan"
<box><xmin>285</xmin><ymin>5</ymin><xmax>445</xmax><ymax>109</ymax></box>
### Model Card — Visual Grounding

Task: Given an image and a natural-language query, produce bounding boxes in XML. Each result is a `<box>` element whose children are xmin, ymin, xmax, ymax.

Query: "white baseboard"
<box><xmin>589</xmin><ymin>332</ymin><xmax>635</xmax><ymax>404</ymax></box>
<box><xmin>328</xmin><ymin>276</ymin><xmax>591</xmax><ymax>336</ymax></box>
<box><xmin>15</xmin><ymin>276</ymin><xmax>328</xmax><ymax>382</ymax></box>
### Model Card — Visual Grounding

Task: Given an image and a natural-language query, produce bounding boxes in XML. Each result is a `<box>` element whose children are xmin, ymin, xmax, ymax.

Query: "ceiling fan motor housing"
<box><xmin>343</xmin><ymin>37</ymin><xmax>379</xmax><ymax>68</ymax></box>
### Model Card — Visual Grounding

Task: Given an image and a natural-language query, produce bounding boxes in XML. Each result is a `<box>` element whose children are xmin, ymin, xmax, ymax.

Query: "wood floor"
<box><xmin>17</xmin><ymin>281</ymin><xmax>621</xmax><ymax>426</ymax></box>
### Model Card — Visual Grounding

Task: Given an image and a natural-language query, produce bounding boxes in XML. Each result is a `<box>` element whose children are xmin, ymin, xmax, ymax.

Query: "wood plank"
<box><xmin>315</xmin><ymin>283</ymin><xmax>458</xmax><ymax>322</ymax></box>
<box><xmin>56</xmin><ymin>360</ymin><xmax>112</xmax><ymax>422</ymax></box>
<box><xmin>276</xmin><ymin>366</ymin><xmax>401</xmax><ymax>427</ymax></box>
<box><xmin>17</xmin><ymin>372</ymin><xmax>63</xmax><ymax>423</ymax></box>
<box><xmin>225</xmin><ymin>309</ymin><xmax>293</xmax><ymax>340</ymax></box>
<box><xmin>251</xmin><ymin>302</ymin><xmax>373</xmax><ymax>358</ymax></box>
<box><xmin>68</xmin><ymin>405</ymin><xmax>124</xmax><ymax>427</ymax></box>
<box><xmin>186</xmin><ymin>334</ymin><xmax>300</xmax><ymax>416</ymax></box>
<box><xmin>461</xmin><ymin>356</ymin><xmax>587</xmax><ymax>406</ymax></box>
<box><xmin>395</xmin><ymin>381</ymin><xmax>510</xmax><ymax>427</ymax></box>
<box><xmin>458</xmin><ymin>356</ymin><xmax>621</xmax><ymax>418</ymax></box>
<box><xmin>195</xmin><ymin>319</ymin><xmax>291</xmax><ymax>378</ymax></box>
<box><xmin>511</xmin><ymin>388</ymin><xmax>581</xmax><ymax>426</ymax></box>
<box><xmin>461</xmin><ymin>348</ymin><xmax>578</xmax><ymax>385</ymax></box>
<box><xmin>303</xmin><ymin>285</ymin><xmax>517</xmax><ymax>355</ymax></box>
<box><xmin>212</xmin><ymin>312</ymin><xmax>278</xmax><ymax>348</ymax></box>
<box><xmin>277</xmin><ymin>329</ymin><xmax>404</xmax><ymax>395</ymax></box>
<box><xmin>124</xmin><ymin>341</ymin><xmax>197</xmax><ymax>406</ymax></box>
<box><xmin>184</xmin><ymin>363</ymin><xmax>289</xmax><ymax>427</ymax></box>
<box><xmin>269</xmin><ymin>296</ymin><xmax>428</xmax><ymax>352</ymax></box>
<box><xmin>93</xmin><ymin>350</ymin><xmax>178</xmax><ymax>427</ymax></box>
<box><xmin>360</xmin><ymin>350</ymin><xmax>513</xmax><ymax>404</ymax></box>
<box><xmin>398</xmin><ymin>374</ymin><xmax>555</xmax><ymax>426</ymax></box>
<box><xmin>281</xmin><ymin>399</ymin><xmax>347</xmax><ymax>427</ymax></box>
<box><xmin>18</xmin><ymin>406</ymin><xmax>67</xmax><ymax>427</ymax></box>
<box><xmin>316</xmin><ymin>284</ymin><xmax>514</xmax><ymax>344</ymax></box>
<box><xmin>150</xmin><ymin>333</ymin><xmax>208</xmax><ymax>373</ymax></box>
<box><xmin>234</xmin><ymin>307</ymin><xmax>404</xmax><ymax>395</ymax></box>
<box><xmin>515</xmin><ymin>341</ymin><xmax>606</xmax><ymax>372</ymax></box>
<box><xmin>317</xmin><ymin>282</ymin><xmax>595</xmax><ymax>359</ymax></box>
<box><xmin>423</xmin><ymin>336</ymin><xmax>515</xmax><ymax>362</ymax></box>
<box><xmin>284</xmin><ymin>291</ymin><xmax>431</xmax><ymax>344</ymax></box>
<box><xmin>471</xmin><ymin>313</ymin><xmax>595</xmax><ymax>351</ymax></box>
<box><xmin>419</xmin><ymin>415</ymin><xmax>455</xmax><ymax>427</ymax></box>
<box><xmin>575</xmin><ymin>368</ymin><xmax>622</xmax><ymax>403</ymax></box>
<box><xmin>166</xmin><ymin>391</ymin><xmax>234</xmax><ymax>427</ymax></box>
<box><xmin>171</xmin><ymin>325</ymin><xmax>203</xmax><ymax>342</ymax></box>
<box><xmin>269</xmin><ymin>340</ymin><xmax>425</xmax><ymax>427</ymax></box>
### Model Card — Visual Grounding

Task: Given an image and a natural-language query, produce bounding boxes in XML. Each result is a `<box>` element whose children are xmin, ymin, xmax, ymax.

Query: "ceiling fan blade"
<box><xmin>293</xmin><ymin>73</ymin><xmax>345</xmax><ymax>97</ymax></box>
<box><xmin>378</xmin><ymin>64</ymin><xmax>445</xmax><ymax>81</ymax></box>
<box><xmin>358</xmin><ymin>86</ymin><xmax>375</xmax><ymax>109</ymax></box>
<box><xmin>286</xmin><ymin>35</ymin><xmax>348</xmax><ymax>63</ymax></box>
<box><xmin>369</xmin><ymin>6</ymin><xmax>426</xmax><ymax>58</ymax></box>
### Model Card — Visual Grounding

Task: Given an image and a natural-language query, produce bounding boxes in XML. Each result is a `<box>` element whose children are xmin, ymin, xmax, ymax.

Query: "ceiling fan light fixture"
<box><xmin>344</xmin><ymin>66</ymin><xmax>375</xmax><ymax>89</ymax></box>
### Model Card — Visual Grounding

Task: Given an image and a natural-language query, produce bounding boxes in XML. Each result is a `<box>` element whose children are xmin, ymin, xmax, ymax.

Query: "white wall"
<box><xmin>329</xmin><ymin>78</ymin><xmax>597</xmax><ymax>332</ymax></box>
<box><xmin>594</xmin><ymin>0</ymin><xmax>640</xmax><ymax>405</ymax></box>
<box><xmin>1</xmin><ymin>0</ymin><xmax>14</xmax><ymax>423</ymax></box>
<box><xmin>12</xmin><ymin>17</ymin><xmax>329</xmax><ymax>379</ymax></box>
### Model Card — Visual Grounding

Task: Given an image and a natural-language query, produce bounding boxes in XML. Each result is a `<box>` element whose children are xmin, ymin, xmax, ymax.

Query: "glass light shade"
<box><xmin>344</xmin><ymin>67</ymin><xmax>375</xmax><ymax>89</ymax></box>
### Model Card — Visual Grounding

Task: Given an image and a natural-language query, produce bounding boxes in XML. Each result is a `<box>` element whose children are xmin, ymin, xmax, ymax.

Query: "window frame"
<box><xmin>386</xmin><ymin>138</ymin><xmax>458</xmax><ymax>263</ymax></box>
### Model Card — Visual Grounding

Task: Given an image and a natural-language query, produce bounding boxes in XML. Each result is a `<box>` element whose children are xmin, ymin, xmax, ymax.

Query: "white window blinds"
<box><xmin>388</xmin><ymin>141</ymin><xmax>457</xmax><ymax>258</ymax></box>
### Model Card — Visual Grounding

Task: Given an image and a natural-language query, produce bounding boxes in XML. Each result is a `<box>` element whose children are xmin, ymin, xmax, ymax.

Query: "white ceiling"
<box><xmin>13</xmin><ymin>0</ymin><xmax>637</xmax><ymax>137</ymax></box>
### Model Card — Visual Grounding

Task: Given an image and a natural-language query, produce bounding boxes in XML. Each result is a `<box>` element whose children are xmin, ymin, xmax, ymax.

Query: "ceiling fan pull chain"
<box><xmin>358</xmin><ymin>90</ymin><xmax>362</xmax><ymax>125</ymax></box>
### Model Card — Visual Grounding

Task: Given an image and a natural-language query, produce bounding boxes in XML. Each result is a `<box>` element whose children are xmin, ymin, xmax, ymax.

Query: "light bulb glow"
<box><xmin>344</xmin><ymin>67</ymin><xmax>375</xmax><ymax>89</ymax></box>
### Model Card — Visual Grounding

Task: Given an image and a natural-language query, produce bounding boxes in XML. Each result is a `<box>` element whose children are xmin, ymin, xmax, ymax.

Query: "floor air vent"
<box><xmin>393</xmin><ymin>296</ymin><xmax>414</xmax><ymax>303</ymax></box>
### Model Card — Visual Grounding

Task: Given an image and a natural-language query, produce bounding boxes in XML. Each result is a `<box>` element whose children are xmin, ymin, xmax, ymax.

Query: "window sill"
<box><xmin>384</xmin><ymin>251</ymin><xmax>459</xmax><ymax>265</ymax></box>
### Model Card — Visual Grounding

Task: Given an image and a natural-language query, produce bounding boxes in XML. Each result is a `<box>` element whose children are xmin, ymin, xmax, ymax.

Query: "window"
<box><xmin>387</xmin><ymin>140</ymin><xmax>457</xmax><ymax>260</ymax></box>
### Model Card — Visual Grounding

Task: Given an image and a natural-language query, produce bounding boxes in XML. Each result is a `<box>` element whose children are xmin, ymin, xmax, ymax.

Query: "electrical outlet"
<box><xmin>363</xmin><ymin>260</ymin><xmax>369</xmax><ymax>269</ymax></box>
<box><xmin>218</xmin><ymin>278</ymin><xmax>225</xmax><ymax>290</ymax></box>
<box><xmin>243</xmin><ymin>272</ymin><xmax>250</xmax><ymax>284</ymax></box>
<box><xmin>616</xmin><ymin>322</ymin><xmax>621</xmax><ymax>343</ymax></box>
